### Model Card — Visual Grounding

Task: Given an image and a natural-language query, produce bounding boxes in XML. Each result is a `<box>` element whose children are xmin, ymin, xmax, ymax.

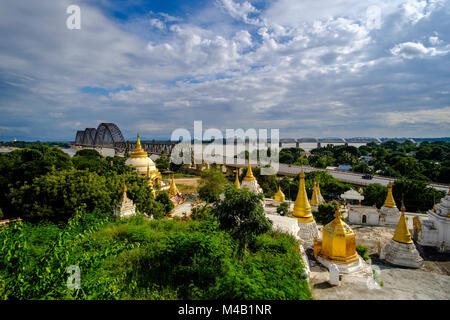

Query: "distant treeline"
<box><xmin>0</xmin><ymin>141</ymin><xmax>70</xmax><ymax>149</ymax></box>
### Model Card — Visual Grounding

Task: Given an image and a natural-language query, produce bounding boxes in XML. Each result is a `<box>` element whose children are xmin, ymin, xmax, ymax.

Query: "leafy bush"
<box><xmin>198</xmin><ymin>168</ymin><xmax>228</xmax><ymax>203</ymax></box>
<box><xmin>276</xmin><ymin>202</ymin><xmax>290</xmax><ymax>216</ymax></box>
<box><xmin>314</xmin><ymin>202</ymin><xmax>339</xmax><ymax>225</ymax></box>
<box><xmin>190</xmin><ymin>205</ymin><xmax>212</xmax><ymax>221</ymax></box>
<box><xmin>213</xmin><ymin>185</ymin><xmax>272</xmax><ymax>250</ymax></box>
<box><xmin>356</xmin><ymin>244</ymin><xmax>370</xmax><ymax>261</ymax></box>
<box><xmin>363</xmin><ymin>183</ymin><xmax>387</xmax><ymax>209</ymax></box>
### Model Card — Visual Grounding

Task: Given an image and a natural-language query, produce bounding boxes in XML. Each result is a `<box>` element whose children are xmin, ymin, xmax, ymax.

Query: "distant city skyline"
<box><xmin>1</xmin><ymin>0</ymin><xmax>450</xmax><ymax>140</ymax></box>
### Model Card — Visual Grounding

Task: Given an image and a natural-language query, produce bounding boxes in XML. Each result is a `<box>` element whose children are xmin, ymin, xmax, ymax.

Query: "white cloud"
<box><xmin>390</xmin><ymin>41</ymin><xmax>449</xmax><ymax>59</ymax></box>
<box><xmin>385</xmin><ymin>107</ymin><xmax>450</xmax><ymax>125</ymax></box>
<box><xmin>217</xmin><ymin>0</ymin><xmax>261</xmax><ymax>25</ymax></box>
<box><xmin>1</xmin><ymin>0</ymin><xmax>450</xmax><ymax>139</ymax></box>
<box><xmin>149</xmin><ymin>18</ymin><xmax>165</xmax><ymax>30</ymax></box>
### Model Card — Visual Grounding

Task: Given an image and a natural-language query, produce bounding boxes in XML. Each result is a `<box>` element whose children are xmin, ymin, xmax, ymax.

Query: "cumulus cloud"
<box><xmin>149</xmin><ymin>18</ymin><xmax>165</xmax><ymax>30</ymax></box>
<box><xmin>217</xmin><ymin>0</ymin><xmax>261</xmax><ymax>25</ymax></box>
<box><xmin>390</xmin><ymin>41</ymin><xmax>449</xmax><ymax>59</ymax></box>
<box><xmin>1</xmin><ymin>0</ymin><xmax>450</xmax><ymax>140</ymax></box>
<box><xmin>385</xmin><ymin>107</ymin><xmax>450</xmax><ymax>125</ymax></box>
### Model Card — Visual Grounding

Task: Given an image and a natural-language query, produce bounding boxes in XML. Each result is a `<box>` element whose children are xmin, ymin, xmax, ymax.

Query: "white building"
<box><xmin>414</xmin><ymin>189</ymin><xmax>450</xmax><ymax>252</ymax></box>
<box><xmin>347</xmin><ymin>182</ymin><xmax>401</xmax><ymax>226</ymax></box>
<box><xmin>114</xmin><ymin>184</ymin><xmax>136</xmax><ymax>218</ymax></box>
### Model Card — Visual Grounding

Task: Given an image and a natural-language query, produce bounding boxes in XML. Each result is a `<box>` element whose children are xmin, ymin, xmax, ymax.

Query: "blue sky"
<box><xmin>0</xmin><ymin>0</ymin><xmax>449</xmax><ymax>140</ymax></box>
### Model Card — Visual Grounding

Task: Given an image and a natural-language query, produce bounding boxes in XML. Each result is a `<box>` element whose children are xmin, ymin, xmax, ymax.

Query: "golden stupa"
<box><xmin>310</xmin><ymin>181</ymin><xmax>320</xmax><ymax>206</ymax></box>
<box><xmin>393</xmin><ymin>202</ymin><xmax>413</xmax><ymax>244</ymax></box>
<box><xmin>383</xmin><ymin>182</ymin><xmax>397</xmax><ymax>208</ymax></box>
<box><xmin>243</xmin><ymin>161</ymin><xmax>256</xmax><ymax>181</ymax></box>
<box><xmin>274</xmin><ymin>186</ymin><xmax>286</xmax><ymax>202</ymax></box>
<box><xmin>234</xmin><ymin>170</ymin><xmax>240</xmax><ymax>189</ymax></box>
<box><xmin>315</xmin><ymin>208</ymin><xmax>359</xmax><ymax>264</ymax></box>
<box><xmin>293</xmin><ymin>169</ymin><xmax>314</xmax><ymax>223</ymax></box>
<box><xmin>146</xmin><ymin>164</ymin><xmax>156</xmax><ymax>198</ymax></box>
<box><xmin>168</xmin><ymin>174</ymin><xmax>180</xmax><ymax>197</ymax></box>
<box><xmin>125</xmin><ymin>133</ymin><xmax>162</xmax><ymax>184</ymax></box>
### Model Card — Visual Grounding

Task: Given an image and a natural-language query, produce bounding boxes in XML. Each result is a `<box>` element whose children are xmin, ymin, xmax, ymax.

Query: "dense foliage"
<box><xmin>278</xmin><ymin>141</ymin><xmax>450</xmax><ymax>183</ymax></box>
<box><xmin>0</xmin><ymin>210</ymin><xmax>311</xmax><ymax>300</ymax></box>
<box><xmin>313</xmin><ymin>202</ymin><xmax>339</xmax><ymax>225</ymax></box>
<box><xmin>213</xmin><ymin>185</ymin><xmax>272</xmax><ymax>251</ymax></box>
<box><xmin>362</xmin><ymin>180</ymin><xmax>445</xmax><ymax>212</ymax></box>
<box><xmin>0</xmin><ymin>145</ymin><xmax>172</xmax><ymax>221</ymax></box>
<box><xmin>362</xmin><ymin>184</ymin><xmax>388</xmax><ymax>209</ymax></box>
<box><xmin>198</xmin><ymin>168</ymin><xmax>229</xmax><ymax>203</ymax></box>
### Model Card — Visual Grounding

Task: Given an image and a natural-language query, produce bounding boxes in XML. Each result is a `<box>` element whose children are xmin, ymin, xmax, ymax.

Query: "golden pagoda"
<box><xmin>168</xmin><ymin>174</ymin><xmax>180</xmax><ymax>197</ymax></box>
<box><xmin>383</xmin><ymin>182</ymin><xmax>397</xmax><ymax>208</ymax></box>
<box><xmin>293</xmin><ymin>169</ymin><xmax>314</xmax><ymax>223</ymax></box>
<box><xmin>125</xmin><ymin>133</ymin><xmax>162</xmax><ymax>184</ymax></box>
<box><xmin>234</xmin><ymin>170</ymin><xmax>240</xmax><ymax>189</ymax></box>
<box><xmin>243</xmin><ymin>161</ymin><xmax>256</xmax><ymax>181</ymax></box>
<box><xmin>314</xmin><ymin>208</ymin><xmax>359</xmax><ymax>264</ymax></box>
<box><xmin>392</xmin><ymin>202</ymin><xmax>413</xmax><ymax>244</ymax></box>
<box><xmin>146</xmin><ymin>164</ymin><xmax>156</xmax><ymax>198</ymax></box>
<box><xmin>274</xmin><ymin>186</ymin><xmax>286</xmax><ymax>202</ymax></box>
<box><xmin>310</xmin><ymin>181</ymin><xmax>320</xmax><ymax>206</ymax></box>
<box><xmin>240</xmin><ymin>161</ymin><xmax>263</xmax><ymax>194</ymax></box>
<box><xmin>317</xmin><ymin>181</ymin><xmax>324</xmax><ymax>203</ymax></box>
<box><xmin>130</xmin><ymin>133</ymin><xmax>147</xmax><ymax>158</ymax></box>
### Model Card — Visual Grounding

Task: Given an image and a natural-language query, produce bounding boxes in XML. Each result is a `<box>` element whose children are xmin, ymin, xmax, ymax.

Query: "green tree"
<box><xmin>241</xmin><ymin>166</ymin><xmax>278</xmax><ymax>197</ymax></box>
<box><xmin>198</xmin><ymin>168</ymin><xmax>229</xmax><ymax>203</ymax></box>
<box><xmin>0</xmin><ymin>145</ymin><xmax>73</xmax><ymax>215</ymax></box>
<box><xmin>155</xmin><ymin>192</ymin><xmax>175</xmax><ymax>217</ymax></box>
<box><xmin>155</xmin><ymin>155</ymin><xmax>170</xmax><ymax>171</ymax></box>
<box><xmin>190</xmin><ymin>205</ymin><xmax>213</xmax><ymax>221</ymax></box>
<box><xmin>314</xmin><ymin>202</ymin><xmax>339</xmax><ymax>225</ymax></box>
<box><xmin>7</xmin><ymin>169</ymin><xmax>117</xmax><ymax>222</ymax></box>
<box><xmin>362</xmin><ymin>183</ymin><xmax>387</xmax><ymax>209</ymax></box>
<box><xmin>392</xmin><ymin>179</ymin><xmax>445</xmax><ymax>213</ymax></box>
<box><xmin>276</xmin><ymin>202</ymin><xmax>290</xmax><ymax>216</ymax></box>
<box><xmin>213</xmin><ymin>185</ymin><xmax>272</xmax><ymax>251</ymax></box>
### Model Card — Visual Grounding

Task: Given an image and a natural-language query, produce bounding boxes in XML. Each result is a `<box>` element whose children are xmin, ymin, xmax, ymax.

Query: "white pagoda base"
<box><xmin>113</xmin><ymin>196</ymin><xmax>136</xmax><ymax>219</ymax></box>
<box><xmin>241</xmin><ymin>179</ymin><xmax>263</xmax><ymax>195</ymax></box>
<box><xmin>380</xmin><ymin>240</ymin><xmax>423</xmax><ymax>268</ymax></box>
<box><xmin>297</xmin><ymin>220</ymin><xmax>319</xmax><ymax>249</ymax></box>
<box><xmin>317</xmin><ymin>256</ymin><xmax>366</xmax><ymax>274</ymax></box>
<box><xmin>380</xmin><ymin>206</ymin><xmax>401</xmax><ymax>226</ymax></box>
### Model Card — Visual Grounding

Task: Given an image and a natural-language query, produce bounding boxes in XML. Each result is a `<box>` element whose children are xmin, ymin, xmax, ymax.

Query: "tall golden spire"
<box><xmin>130</xmin><ymin>133</ymin><xmax>148</xmax><ymax>158</ymax></box>
<box><xmin>168</xmin><ymin>173</ymin><xmax>180</xmax><ymax>197</ymax></box>
<box><xmin>234</xmin><ymin>170</ymin><xmax>240</xmax><ymax>189</ymax></box>
<box><xmin>393</xmin><ymin>201</ymin><xmax>413</xmax><ymax>244</ymax></box>
<box><xmin>274</xmin><ymin>185</ymin><xmax>286</xmax><ymax>202</ymax></box>
<box><xmin>243</xmin><ymin>160</ymin><xmax>256</xmax><ymax>181</ymax></box>
<box><xmin>383</xmin><ymin>181</ymin><xmax>397</xmax><ymax>208</ymax></box>
<box><xmin>317</xmin><ymin>181</ymin><xmax>322</xmax><ymax>196</ymax></box>
<box><xmin>146</xmin><ymin>164</ymin><xmax>156</xmax><ymax>198</ymax></box>
<box><xmin>293</xmin><ymin>169</ymin><xmax>314</xmax><ymax>223</ymax></box>
<box><xmin>121</xmin><ymin>183</ymin><xmax>128</xmax><ymax>200</ymax></box>
<box><xmin>310</xmin><ymin>181</ymin><xmax>319</xmax><ymax>206</ymax></box>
